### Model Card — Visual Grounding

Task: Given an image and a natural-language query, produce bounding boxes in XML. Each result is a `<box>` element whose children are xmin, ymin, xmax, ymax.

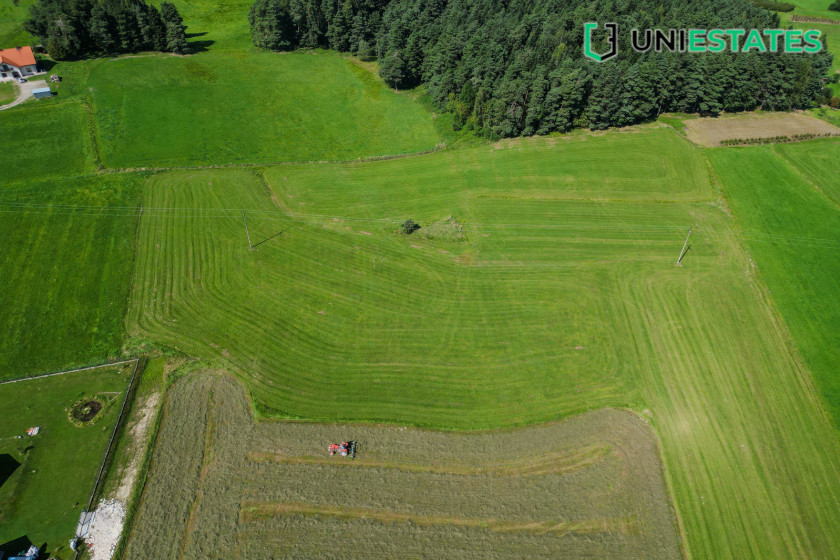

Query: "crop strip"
<box><xmin>241</xmin><ymin>502</ymin><xmax>636</xmax><ymax>537</ymax></box>
<box><xmin>247</xmin><ymin>442</ymin><xmax>611</xmax><ymax>477</ymax></box>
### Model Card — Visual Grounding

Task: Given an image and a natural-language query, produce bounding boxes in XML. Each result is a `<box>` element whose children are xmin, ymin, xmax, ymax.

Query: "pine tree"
<box><xmin>161</xmin><ymin>1</ymin><xmax>188</xmax><ymax>53</ymax></box>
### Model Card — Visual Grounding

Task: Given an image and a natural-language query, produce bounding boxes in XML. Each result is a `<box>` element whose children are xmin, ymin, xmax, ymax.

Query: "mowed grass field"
<box><xmin>124</xmin><ymin>374</ymin><xmax>681</xmax><ymax>560</ymax></box>
<box><xmin>87</xmin><ymin>51</ymin><xmax>441</xmax><ymax>168</ymax></box>
<box><xmin>127</xmin><ymin>126</ymin><xmax>840</xmax><ymax>559</ymax></box>
<box><xmin>0</xmin><ymin>363</ymin><xmax>132</xmax><ymax>560</ymax></box>
<box><xmin>0</xmin><ymin>100</ymin><xmax>98</xmax><ymax>181</ymax></box>
<box><xmin>709</xmin><ymin>140</ymin><xmax>840</xmax><ymax>426</ymax></box>
<box><xmin>0</xmin><ymin>174</ymin><xmax>143</xmax><ymax>380</ymax></box>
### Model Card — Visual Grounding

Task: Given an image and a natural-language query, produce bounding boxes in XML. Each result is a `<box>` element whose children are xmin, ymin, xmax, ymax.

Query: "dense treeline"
<box><xmin>250</xmin><ymin>0</ymin><xmax>834</xmax><ymax>136</ymax></box>
<box><xmin>25</xmin><ymin>0</ymin><xmax>188</xmax><ymax>60</ymax></box>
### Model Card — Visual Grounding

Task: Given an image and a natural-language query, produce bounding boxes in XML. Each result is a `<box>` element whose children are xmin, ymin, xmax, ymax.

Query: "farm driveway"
<box><xmin>0</xmin><ymin>79</ymin><xmax>48</xmax><ymax>111</ymax></box>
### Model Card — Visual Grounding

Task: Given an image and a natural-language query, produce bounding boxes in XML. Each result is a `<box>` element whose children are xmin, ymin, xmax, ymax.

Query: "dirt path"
<box><xmin>114</xmin><ymin>392</ymin><xmax>160</xmax><ymax>503</ymax></box>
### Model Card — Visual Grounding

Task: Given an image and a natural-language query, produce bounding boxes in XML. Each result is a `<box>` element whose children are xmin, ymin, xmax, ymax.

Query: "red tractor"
<box><xmin>328</xmin><ymin>441</ymin><xmax>357</xmax><ymax>458</ymax></box>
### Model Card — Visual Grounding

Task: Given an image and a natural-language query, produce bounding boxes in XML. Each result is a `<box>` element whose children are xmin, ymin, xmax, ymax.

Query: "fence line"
<box><xmin>0</xmin><ymin>359</ymin><xmax>137</xmax><ymax>386</ymax></box>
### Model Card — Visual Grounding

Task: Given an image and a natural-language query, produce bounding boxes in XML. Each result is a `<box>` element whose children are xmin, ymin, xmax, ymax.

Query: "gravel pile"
<box><xmin>87</xmin><ymin>499</ymin><xmax>126</xmax><ymax>560</ymax></box>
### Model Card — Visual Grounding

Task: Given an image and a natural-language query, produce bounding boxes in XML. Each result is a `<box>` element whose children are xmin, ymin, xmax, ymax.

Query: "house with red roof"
<box><xmin>0</xmin><ymin>46</ymin><xmax>39</xmax><ymax>80</ymax></box>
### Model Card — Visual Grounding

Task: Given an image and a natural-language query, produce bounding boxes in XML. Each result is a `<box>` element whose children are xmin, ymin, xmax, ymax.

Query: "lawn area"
<box><xmin>128</xmin><ymin>126</ymin><xmax>840</xmax><ymax>559</ymax></box>
<box><xmin>0</xmin><ymin>0</ymin><xmax>34</xmax><ymax>47</ymax></box>
<box><xmin>0</xmin><ymin>100</ymin><xmax>97</xmax><ymax>182</ymax></box>
<box><xmin>0</xmin><ymin>362</ymin><xmax>133</xmax><ymax>560</ymax></box>
<box><xmin>87</xmin><ymin>50</ymin><xmax>441</xmax><ymax>168</ymax></box>
<box><xmin>0</xmin><ymin>174</ymin><xmax>143</xmax><ymax>381</ymax></box>
<box><xmin>0</xmin><ymin>81</ymin><xmax>16</xmax><ymax>105</ymax></box>
<box><xmin>710</xmin><ymin>140</ymin><xmax>840</xmax><ymax>427</ymax></box>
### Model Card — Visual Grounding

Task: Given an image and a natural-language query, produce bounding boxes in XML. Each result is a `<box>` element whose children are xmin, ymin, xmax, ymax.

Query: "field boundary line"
<box><xmin>85</xmin><ymin>357</ymin><xmax>144</xmax><ymax>509</ymax></box>
<box><xmin>0</xmin><ymin>359</ymin><xmax>137</xmax><ymax>385</ymax></box>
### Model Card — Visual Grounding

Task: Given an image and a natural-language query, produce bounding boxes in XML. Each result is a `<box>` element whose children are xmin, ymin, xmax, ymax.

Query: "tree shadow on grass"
<box><xmin>0</xmin><ymin>454</ymin><xmax>20</xmax><ymax>489</ymax></box>
<box><xmin>188</xmin><ymin>40</ymin><xmax>215</xmax><ymax>54</ymax></box>
<box><xmin>186</xmin><ymin>31</ymin><xmax>208</xmax><ymax>39</ymax></box>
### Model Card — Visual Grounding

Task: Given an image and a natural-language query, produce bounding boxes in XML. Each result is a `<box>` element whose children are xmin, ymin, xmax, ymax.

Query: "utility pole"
<box><xmin>242</xmin><ymin>211</ymin><xmax>253</xmax><ymax>250</ymax></box>
<box><xmin>676</xmin><ymin>227</ymin><xmax>692</xmax><ymax>265</ymax></box>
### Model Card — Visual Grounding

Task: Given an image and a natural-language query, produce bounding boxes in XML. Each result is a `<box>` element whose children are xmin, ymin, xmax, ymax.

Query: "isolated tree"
<box><xmin>379</xmin><ymin>52</ymin><xmax>404</xmax><ymax>90</ymax></box>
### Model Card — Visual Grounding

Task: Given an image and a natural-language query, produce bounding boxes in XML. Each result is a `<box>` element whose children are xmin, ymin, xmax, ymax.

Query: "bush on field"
<box><xmin>830</xmin><ymin>1</ymin><xmax>840</xmax><ymax>12</ymax></box>
<box><xmin>400</xmin><ymin>219</ymin><xmax>420</xmax><ymax>235</ymax></box>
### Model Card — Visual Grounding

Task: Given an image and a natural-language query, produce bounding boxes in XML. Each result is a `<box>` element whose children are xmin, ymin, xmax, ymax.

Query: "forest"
<box><xmin>25</xmin><ymin>0</ymin><xmax>188</xmax><ymax>60</ymax></box>
<box><xmin>249</xmin><ymin>0</ymin><xmax>835</xmax><ymax>135</ymax></box>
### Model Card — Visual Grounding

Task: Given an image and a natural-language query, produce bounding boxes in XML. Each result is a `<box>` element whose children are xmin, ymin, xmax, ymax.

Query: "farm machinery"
<box><xmin>329</xmin><ymin>441</ymin><xmax>357</xmax><ymax>458</ymax></box>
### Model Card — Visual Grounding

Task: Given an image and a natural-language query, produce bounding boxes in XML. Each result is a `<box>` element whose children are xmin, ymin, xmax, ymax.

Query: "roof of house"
<box><xmin>0</xmin><ymin>46</ymin><xmax>36</xmax><ymax>68</ymax></box>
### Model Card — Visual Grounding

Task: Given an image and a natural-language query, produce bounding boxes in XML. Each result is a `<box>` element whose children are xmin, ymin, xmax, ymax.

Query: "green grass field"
<box><xmin>0</xmin><ymin>363</ymin><xmax>132</xmax><ymax>560</ymax></box>
<box><xmin>126</xmin><ymin>127</ymin><xmax>840</xmax><ymax>559</ymax></box>
<box><xmin>0</xmin><ymin>174</ymin><xmax>143</xmax><ymax>380</ymax></box>
<box><xmin>0</xmin><ymin>0</ymin><xmax>34</xmax><ymax>46</ymax></box>
<box><xmin>0</xmin><ymin>81</ymin><xmax>16</xmax><ymax>105</ymax></box>
<box><xmin>0</xmin><ymin>100</ymin><xmax>97</xmax><ymax>181</ymax></box>
<box><xmin>709</xmin><ymin>141</ymin><xmax>840</xmax><ymax>427</ymax></box>
<box><xmin>87</xmin><ymin>51</ymin><xmax>441</xmax><ymax>168</ymax></box>
<box><xmin>2</xmin><ymin>0</ymin><xmax>840</xmax><ymax>558</ymax></box>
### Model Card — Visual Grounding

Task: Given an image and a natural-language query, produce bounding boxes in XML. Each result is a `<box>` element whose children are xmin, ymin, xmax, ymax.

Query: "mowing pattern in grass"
<box><xmin>710</xmin><ymin>141</ymin><xmax>840</xmax><ymax>427</ymax></box>
<box><xmin>87</xmin><ymin>51</ymin><xmax>441</xmax><ymax>168</ymax></box>
<box><xmin>0</xmin><ymin>363</ymin><xmax>132</xmax><ymax>560</ymax></box>
<box><xmin>0</xmin><ymin>100</ymin><xmax>97</xmax><ymax>181</ymax></box>
<box><xmin>0</xmin><ymin>174</ymin><xmax>143</xmax><ymax>380</ymax></box>
<box><xmin>124</xmin><ymin>374</ymin><xmax>680</xmax><ymax>560</ymax></box>
<box><xmin>128</xmin><ymin>127</ymin><xmax>840</xmax><ymax>559</ymax></box>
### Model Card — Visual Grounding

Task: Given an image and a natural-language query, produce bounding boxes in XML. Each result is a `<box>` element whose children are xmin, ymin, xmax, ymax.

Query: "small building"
<box><xmin>0</xmin><ymin>46</ymin><xmax>38</xmax><ymax>80</ymax></box>
<box><xmin>32</xmin><ymin>87</ymin><xmax>51</xmax><ymax>99</ymax></box>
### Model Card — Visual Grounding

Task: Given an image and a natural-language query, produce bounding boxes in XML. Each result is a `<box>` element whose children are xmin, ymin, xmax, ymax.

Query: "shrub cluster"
<box><xmin>720</xmin><ymin>132</ymin><xmax>838</xmax><ymax>145</ymax></box>
<box><xmin>25</xmin><ymin>0</ymin><xmax>189</xmax><ymax>60</ymax></box>
<box><xmin>249</xmin><ymin>0</ymin><xmax>833</xmax><ymax>137</ymax></box>
<box><xmin>830</xmin><ymin>1</ymin><xmax>840</xmax><ymax>12</ymax></box>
